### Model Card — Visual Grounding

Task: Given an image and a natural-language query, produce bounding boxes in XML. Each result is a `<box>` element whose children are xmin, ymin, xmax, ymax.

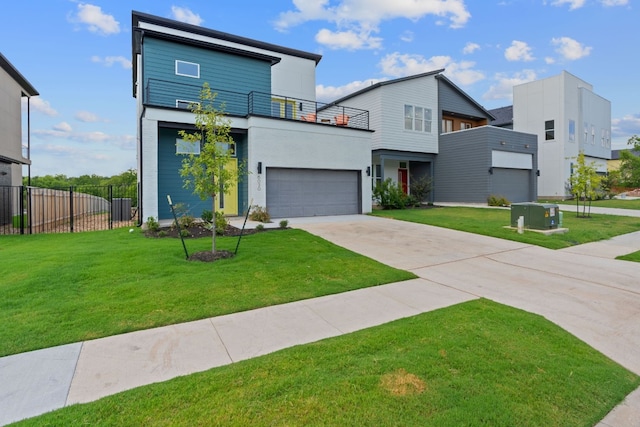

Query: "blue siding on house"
<box><xmin>143</xmin><ymin>37</ymin><xmax>272</xmax><ymax>115</ymax></box>
<box><xmin>157</xmin><ymin>127</ymin><xmax>209</xmax><ymax>220</ymax></box>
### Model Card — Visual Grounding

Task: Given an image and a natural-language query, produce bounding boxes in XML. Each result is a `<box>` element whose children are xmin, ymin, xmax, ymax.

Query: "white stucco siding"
<box><xmin>245</xmin><ymin>117</ymin><xmax>372</xmax><ymax>212</ymax></box>
<box><xmin>140</xmin><ymin>117</ymin><xmax>159</xmax><ymax>220</ymax></box>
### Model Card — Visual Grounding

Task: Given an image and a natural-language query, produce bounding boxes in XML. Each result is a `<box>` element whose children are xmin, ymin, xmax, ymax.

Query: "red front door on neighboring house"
<box><xmin>398</xmin><ymin>168</ymin><xmax>408</xmax><ymax>194</ymax></box>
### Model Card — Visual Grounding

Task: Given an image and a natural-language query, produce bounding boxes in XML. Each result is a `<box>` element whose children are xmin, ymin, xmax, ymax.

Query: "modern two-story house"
<box><xmin>0</xmin><ymin>53</ymin><xmax>38</xmax><ymax>225</ymax></box>
<box><xmin>330</xmin><ymin>70</ymin><xmax>538</xmax><ymax>204</ymax></box>
<box><xmin>132</xmin><ymin>11</ymin><xmax>372</xmax><ymax>222</ymax></box>
<box><xmin>512</xmin><ymin>71</ymin><xmax>611</xmax><ymax>199</ymax></box>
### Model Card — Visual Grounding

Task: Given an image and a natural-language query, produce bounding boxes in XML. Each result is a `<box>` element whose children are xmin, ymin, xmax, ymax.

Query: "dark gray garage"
<box><xmin>266</xmin><ymin>168</ymin><xmax>361</xmax><ymax>218</ymax></box>
<box><xmin>491</xmin><ymin>168</ymin><xmax>533</xmax><ymax>203</ymax></box>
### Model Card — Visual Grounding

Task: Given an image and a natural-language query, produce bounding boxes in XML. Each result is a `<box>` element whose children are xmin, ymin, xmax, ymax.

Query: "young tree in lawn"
<box><xmin>618</xmin><ymin>135</ymin><xmax>640</xmax><ymax>188</ymax></box>
<box><xmin>178</xmin><ymin>83</ymin><xmax>239</xmax><ymax>254</ymax></box>
<box><xmin>568</xmin><ymin>151</ymin><xmax>602</xmax><ymax>218</ymax></box>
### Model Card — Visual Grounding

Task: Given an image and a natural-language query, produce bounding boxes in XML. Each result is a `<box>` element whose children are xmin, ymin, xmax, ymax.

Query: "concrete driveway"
<box><xmin>294</xmin><ymin>215</ymin><xmax>640</xmax><ymax>377</ymax></box>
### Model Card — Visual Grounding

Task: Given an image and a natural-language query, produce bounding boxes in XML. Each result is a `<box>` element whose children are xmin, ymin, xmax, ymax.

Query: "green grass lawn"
<box><xmin>0</xmin><ymin>228</ymin><xmax>414</xmax><ymax>357</ymax></box>
<box><xmin>371</xmin><ymin>206</ymin><xmax>640</xmax><ymax>250</ymax></box>
<box><xmin>539</xmin><ymin>198</ymin><xmax>640</xmax><ymax>210</ymax></box>
<box><xmin>14</xmin><ymin>299</ymin><xmax>639</xmax><ymax>427</ymax></box>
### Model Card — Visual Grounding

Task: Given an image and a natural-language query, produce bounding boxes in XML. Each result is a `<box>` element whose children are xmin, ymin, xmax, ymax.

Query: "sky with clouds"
<box><xmin>1</xmin><ymin>0</ymin><xmax>638</xmax><ymax>177</ymax></box>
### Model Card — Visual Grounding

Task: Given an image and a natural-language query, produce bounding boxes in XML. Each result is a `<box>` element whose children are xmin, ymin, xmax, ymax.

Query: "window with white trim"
<box><xmin>175</xmin><ymin>60</ymin><xmax>200</xmax><ymax>78</ymax></box>
<box><xmin>442</xmin><ymin>119</ymin><xmax>453</xmax><ymax>133</ymax></box>
<box><xmin>176</xmin><ymin>100</ymin><xmax>199</xmax><ymax>110</ymax></box>
<box><xmin>545</xmin><ymin>120</ymin><xmax>554</xmax><ymax>140</ymax></box>
<box><xmin>404</xmin><ymin>104</ymin><xmax>432</xmax><ymax>132</ymax></box>
<box><xmin>461</xmin><ymin>122</ymin><xmax>472</xmax><ymax>130</ymax></box>
<box><xmin>176</xmin><ymin>138</ymin><xmax>200</xmax><ymax>155</ymax></box>
<box><xmin>569</xmin><ymin>119</ymin><xmax>575</xmax><ymax>142</ymax></box>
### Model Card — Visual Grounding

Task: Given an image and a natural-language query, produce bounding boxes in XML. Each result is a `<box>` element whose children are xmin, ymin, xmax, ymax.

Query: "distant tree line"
<box><xmin>23</xmin><ymin>169</ymin><xmax>137</xmax><ymax>189</ymax></box>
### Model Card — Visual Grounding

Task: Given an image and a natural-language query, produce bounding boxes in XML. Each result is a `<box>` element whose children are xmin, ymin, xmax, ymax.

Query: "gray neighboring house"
<box><xmin>331</xmin><ymin>69</ymin><xmax>538</xmax><ymax>204</ymax></box>
<box><xmin>0</xmin><ymin>53</ymin><xmax>38</xmax><ymax>226</ymax></box>
<box><xmin>0</xmin><ymin>53</ymin><xmax>38</xmax><ymax>186</ymax></box>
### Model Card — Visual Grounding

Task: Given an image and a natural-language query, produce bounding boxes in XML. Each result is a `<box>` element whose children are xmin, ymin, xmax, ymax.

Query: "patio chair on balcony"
<box><xmin>335</xmin><ymin>114</ymin><xmax>350</xmax><ymax>126</ymax></box>
<box><xmin>301</xmin><ymin>113</ymin><xmax>317</xmax><ymax>122</ymax></box>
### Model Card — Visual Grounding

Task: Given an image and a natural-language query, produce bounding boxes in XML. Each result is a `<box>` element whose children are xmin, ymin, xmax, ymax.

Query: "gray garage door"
<box><xmin>266</xmin><ymin>168</ymin><xmax>361</xmax><ymax>218</ymax></box>
<box><xmin>491</xmin><ymin>168</ymin><xmax>532</xmax><ymax>203</ymax></box>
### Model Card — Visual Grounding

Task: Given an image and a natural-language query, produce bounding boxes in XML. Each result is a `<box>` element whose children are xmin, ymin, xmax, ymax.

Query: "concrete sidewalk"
<box><xmin>2</xmin><ymin>212</ymin><xmax>640</xmax><ymax>426</ymax></box>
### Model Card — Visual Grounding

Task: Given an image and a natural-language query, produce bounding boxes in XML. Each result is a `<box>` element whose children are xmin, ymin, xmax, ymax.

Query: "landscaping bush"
<box><xmin>373</xmin><ymin>178</ymin><xmax>410</xmax><ymax>209</ymax></box>
<box><xmin>487</xmin><ymin>194</ymin><xmax>510</xmax><ymax>207</ymax></box>
<box><xmin>249</xmin><ymin>205</ymin><xmax>271</xmax><ymax>222</ymax></box>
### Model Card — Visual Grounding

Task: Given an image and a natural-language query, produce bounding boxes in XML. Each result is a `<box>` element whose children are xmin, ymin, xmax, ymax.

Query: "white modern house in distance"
<box><xmin>513</xmin><ymin>71</ymin><xmax>611</xmax><ymax>199</ymax></box>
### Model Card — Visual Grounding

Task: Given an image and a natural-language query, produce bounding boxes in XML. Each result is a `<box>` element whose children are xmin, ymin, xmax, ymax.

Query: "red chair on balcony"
<box><xmin>335</xmin><ymin>114</ymin><xmax>350</xmax><ymax>126</ymax></box>
<box><xmin>301</xmin><ymin>113</ymin><xmax>317</xmax><ymax>122</ymax></box>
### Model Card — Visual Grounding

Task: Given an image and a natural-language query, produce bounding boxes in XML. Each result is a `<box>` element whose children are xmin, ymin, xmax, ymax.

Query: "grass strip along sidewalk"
<box><xmin>0</xmin><ymin>228</ymin><xmax>414</xmax><ymax>357</ymax></box>
<box><xmin>371</xmin><ymin>206</ymin><xmax>640</xmax><ymax>250</ymax></box>
<box><xmin>13</xmin><ymin>299</ymin><xmax>639</xmax><ymax>427</ymax></box>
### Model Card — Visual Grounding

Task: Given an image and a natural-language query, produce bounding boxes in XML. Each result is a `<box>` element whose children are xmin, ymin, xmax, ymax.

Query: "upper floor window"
<box><xmin>461</xmin><ymin>122</ymin><xmax>472</xmax><ymax>130</ymax></box>
<box><xmin>175</xmin><ymin>60</ymin><xmax>200</xmax><ymax>78</ymax></box>
<box><xmin>545</xmin><ymin>120</ymin><xmax>554</xmax><ymax>140</ymax></box>
<box><xmin>569</xmin><ymin>119</ymin><xmax>575</xmax><ymax>142</ymax></box>
<box><xmin>442</xmin><ymin>119</ymin><xmax>453</xmax><ymax>133</ymax></box>
<box><xmin>176</xmin><ymin>100</ymin><xmax>199</xmax><ymax>110</ymax></box>
<box><xmin>591</xmin><ymin>125</ymin><xmax>596</xmax><ymax>144</ymax></box>
<box><xmin>404</xmin><ymin>105</ymin><xmax>432</xmax><ymax>132</ymax></box>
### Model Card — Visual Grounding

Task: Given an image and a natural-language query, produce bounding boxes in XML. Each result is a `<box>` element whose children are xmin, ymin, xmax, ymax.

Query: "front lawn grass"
<box><xmin>15</xmin><ymin>299</ymin><xmax>639</xmax><ymax>427</ymax></box>
<box><xmin>371</xmin><ymin>207</ymin><xmax>640</xmax><ymax>250</ymax></box>
<box><xmin>617</xmin><ymin>251</ymin><xmax>640</xmax><ymax>262</ymax></box>
<box><xmin>539</xmin><ymin>198</ymin><xmax>640</xmax><ymax>210</ymax></box>
<box><xmin>0</xmin><ymin>228</ymin><xmax>414</xmax><ymax>357</ymax></box>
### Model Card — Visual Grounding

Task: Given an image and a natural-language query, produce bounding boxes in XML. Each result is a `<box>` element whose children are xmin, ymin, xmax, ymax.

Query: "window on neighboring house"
<box><xmin>569</xmin><ymin>119</ymin><xmax>575</xmax><ymax>142</ymax></box>
<box><xmin>461</xmin><ymin>122</ymin><xmax>472</xmax><ymax>130</ymax></box>
<box><xmin>606</xmin><ymin>130</ymin><xmax>610</xmax><ymax>148</ymax></box>
<box><xmin>584</xmin><ymin>122</ymin><xmax>589</xmax><ymax>143</ymax></box>
<box><xmin>601</xmin><ymin>129</ymin><xmax>606</xmax><ymax>147</ymax></box>
<box><xmin>176</xmin><ymin>100</ymin><xmax>199</xmax><ymax>110</ymax></box>
<box><xmin>442</xmin><ymin>119</ymin><xmax>453</xmax><ymax>133</ymax></box>
<box><xmin>404</xmin><ymin>104</ymin><xmax>432</xmax><ymax>132</ymax></box>
<box><xmin>591</xmin><ymin>125</ymin><xmax>596</xmax><ymax>144</ymax></box>
<box><xmin>176</xmin><ymin>138</ymin><xmax>200</xmax><ymax>155</ymax></box>
<box><xmin>271</xmin><ymin>98</ymin><xmax>296</xmax><ymax>119</ymax></box>
<box><xmin>545</xmin><ymin>120</ymin><xmax>554</xmax><ymax>140</ymax></box>
<box><xmin>175</xmin><ymin>60</ymin><xmax>200</xmax><ymax>78</ymax></box>
<box><xmin>374</xmin><ymin>164</ymin><xmax>382</xmax><ymax>188</ymax></box>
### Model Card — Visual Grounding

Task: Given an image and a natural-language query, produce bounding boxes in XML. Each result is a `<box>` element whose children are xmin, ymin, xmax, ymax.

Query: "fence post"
<box><xmin>69</xmin><ymin>186</ymin><xmax>74</xmax><ymax>233</ymax></box>
<box><xmin>109</xmin><ymin>185</ymin><xmax>113</xmax><ymax>230</ymax></box>
<box><xmin>19</xmin><ymin>186</ymin><xmax>25</xmax><ymax>235</ymax></box>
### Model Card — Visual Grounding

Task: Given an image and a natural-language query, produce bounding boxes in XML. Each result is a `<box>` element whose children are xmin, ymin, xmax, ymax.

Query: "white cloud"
<box><xmin>378</xmin><ymin>52</ymin><xmax>485</xmax><ymax>86</ymax></box>
<box><xmin>170</xmin><ymin>6</ymin><xmax>203</xmax><ymax>25</ymax></box>
<box><xmin>462</xmin><ymin>42</ymin><xmax>480</xmax><ymax>54</ymax></box>
<box><xmin>551</xmin><ymin>36</ymin><xmax>592</xmax><ymax>60</ymax></box>
<box><xmin>53</xmin><ymin>122</ymin><xmax>72</xmax><ymax>132</ymax></box>
<box><xmin>483</xmin><ymin>70</ymin><xmax>538</xmax><ymax>101</ymax></box>
<box><xmin>91</xmin><ymin>55</ymin><xmax>132</xmax><ymax>69</ymax></box>
<box><xmin>75</xmin><ymin>111</ymin><xmax>102</xmax><ymax>123</ymax></box>
<box><xmin>545</xmin><ymin>56</ymin><xmax>556</xmax><ymax>64</ymax></box>
<box><xmin>600</xmin><ymin>0</ymin><xmax>628</xmax><ymax>6</ymax></box>
<box><xmin>315</xmin><ymin>28</ymin><xmax>382</xmax><ymax>50</ymax></box>
<box><xmin>551</xmin><ymin>0</ymin><xmax>586</xmax><ymax>10</ymax></box>
<box><xmin>505</xmin><ymin>40</ymin><xmax>535</xmax><ymax>62</ymax></box>
<box><xmin>275</xmin><ymin>0</ymin><xmax>471</xmax><ymax>50</ymax></box>
<box><xmin>612</xmin><ymin>113</ymin><xmax>640</xmax><ymax>138</ymax></box>
<box><xmin>28</xmin><ymin>97</ymin><xmax>58</xmax><ymax>117</ymax></box>
<box><xmin>316</xmin><ymin>78</ymin><xmax>387</xmax><ymax>102</ymax></box>
<box><xmin>400</xmin><ymin>31</ymin><xmax>414</xmax><ymax>42</ymax></box>
<box><xmin>70</xmin><ymin>3</ymin><xmax>120</xmax><ymax>35</ymax></box>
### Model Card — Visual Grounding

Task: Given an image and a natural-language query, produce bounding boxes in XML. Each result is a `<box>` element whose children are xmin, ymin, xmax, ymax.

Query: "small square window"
<box><xmin>176</xmin><ymin>100</ymin><xmax>199</xmax><ymax>110</ymax></box>
<box><xmin>175</xmin><ymin>60</ymin><xmax>200</xmax><ymax>78</ymax></box>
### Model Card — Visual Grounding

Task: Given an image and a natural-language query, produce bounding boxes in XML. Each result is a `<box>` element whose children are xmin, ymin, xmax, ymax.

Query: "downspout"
<box><xmin>136</xmin><ymin>29</ymin><xmax>145</xmax><ymax>226</ymax></box>
<box><xmin>27</xmin><ymin>96</ymin><xmax>31</xmax><ymax>186</ymax></box>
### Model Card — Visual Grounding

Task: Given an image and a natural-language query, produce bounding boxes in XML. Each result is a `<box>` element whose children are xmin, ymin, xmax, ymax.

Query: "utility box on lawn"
<box><xmin>510</xmin><ymin>203</ymin><xmax>559</xmax><ymax>230</ymax></box>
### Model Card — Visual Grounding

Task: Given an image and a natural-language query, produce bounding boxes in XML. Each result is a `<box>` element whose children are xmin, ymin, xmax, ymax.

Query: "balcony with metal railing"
<box><xmin>145</xmin><ymin>79</ymin><xmax>369</xmax><ymax>130</ymax></box>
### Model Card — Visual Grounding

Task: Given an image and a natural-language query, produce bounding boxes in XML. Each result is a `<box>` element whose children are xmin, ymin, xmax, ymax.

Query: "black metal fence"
<box><xmin>0</xmin><ymin>185</ymin><xmax>138</xmax><ymax>235</ymax></box>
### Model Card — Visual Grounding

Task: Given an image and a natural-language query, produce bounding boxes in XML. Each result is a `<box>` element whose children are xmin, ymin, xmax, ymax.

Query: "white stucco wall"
<box><xmin>245</xmin><ymin>117</ymin><xmax>372</xmax><ymax>213</ymax></box>
<box><xmin>0</xmin><ymin>68</ymin><xmax>24</xmax><ymax>163</ymax></box>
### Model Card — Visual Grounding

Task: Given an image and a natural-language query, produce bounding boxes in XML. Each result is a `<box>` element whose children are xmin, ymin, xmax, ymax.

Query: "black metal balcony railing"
<box><xmin>145</xmin><ymin>79</ymin><xmax>369</xmax><ymax>130</ymax></box>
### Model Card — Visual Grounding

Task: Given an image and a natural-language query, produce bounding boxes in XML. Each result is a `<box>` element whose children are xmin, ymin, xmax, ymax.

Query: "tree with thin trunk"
<box><xmin>568</xmin><ymin>150</ymin><xmax>602</xmax><ymax>218</ymax></box>
<box><xmin>178</xmin><ymin>83</ymin><xmax>239</xmax><ymax>254</ymax></box>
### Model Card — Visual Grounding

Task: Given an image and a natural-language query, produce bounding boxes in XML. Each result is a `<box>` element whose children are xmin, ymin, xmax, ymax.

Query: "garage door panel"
<box><xmin>492</xmin><ymin>169</ymin><xmax>531</xmax><ymax>203</ymax></box>
<box><xmin>266</xmin><ymin>168</ymin><xmax>360</xmax><ymax>218</ymax></box>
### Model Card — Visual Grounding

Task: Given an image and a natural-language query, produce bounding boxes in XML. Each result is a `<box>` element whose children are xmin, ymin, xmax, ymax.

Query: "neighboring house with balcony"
<box><xmin>512</xmin><ymin>71</ymin><xmax>611</xmax><ymax>199</ymax></box>
<box><xmin>0</xmin><ymin>53</ymin><xmax>38</xmax><ymax>226</ymax></box>
<box><xmin>131</xmin><ymin>11</ymin><xmax>372</xmax><ymax>222</ymax></box>
<box><xmin>0</xmin><ymin>53</ymin><xmax>38</xmax><ymax>186</ymax></box>
<box><xmin>330</xmin><ymin>70</ymin><xmax>538</xmax><ymax>204</ymax></box>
